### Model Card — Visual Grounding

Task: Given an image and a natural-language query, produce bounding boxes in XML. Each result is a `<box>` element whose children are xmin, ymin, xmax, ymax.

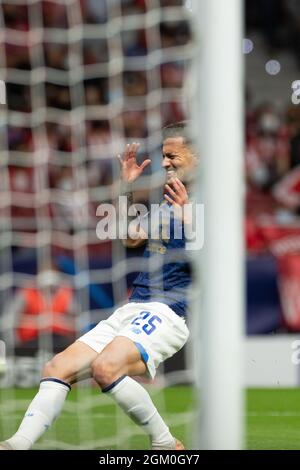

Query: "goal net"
<box><xmin>0</xmin><ymin>0</ymin><xmax>198</xmax><ymax>449</ymax></box>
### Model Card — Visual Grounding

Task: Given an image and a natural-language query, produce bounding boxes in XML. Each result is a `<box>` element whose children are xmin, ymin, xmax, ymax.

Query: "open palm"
<box><xmin>118</xmin><ymin>142</ymin><xmax>151</xmax><ymax>183</ymax></box>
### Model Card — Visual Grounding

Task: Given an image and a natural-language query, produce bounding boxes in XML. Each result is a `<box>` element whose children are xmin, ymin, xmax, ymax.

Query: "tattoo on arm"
<box><xmin>119</xmin><ymin>184</ymin><xmax>140</xmax><ymax>239</ymax></box>
<box><xmin>125</xmin><ymin>190</ymin><xmax>134</xmax><ymax>208</ymax></box>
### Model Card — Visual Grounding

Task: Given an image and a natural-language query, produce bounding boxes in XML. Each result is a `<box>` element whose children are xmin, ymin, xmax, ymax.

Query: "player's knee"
<box><xmin>42</xmin><ymin>353</ymin><xmax>68</xmax><ymax>381</ymax></box>
<box><xmin>91</xmin><ymin>357</ymin><xmax>119</xmax><ymax>388</ymax></box>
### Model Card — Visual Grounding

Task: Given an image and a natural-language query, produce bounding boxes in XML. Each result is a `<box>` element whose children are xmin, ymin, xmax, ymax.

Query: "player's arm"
<box><xmin>118</xmin><ymin>143</ymin><xmax>151</xmax><ymax>248</ymax></box>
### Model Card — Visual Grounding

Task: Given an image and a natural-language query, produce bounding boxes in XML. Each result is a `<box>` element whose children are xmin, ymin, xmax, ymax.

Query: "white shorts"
<box><xmin>77</xmin><ymin>301</ymin><xmax>189</xmax><ymax>379</ymax></box>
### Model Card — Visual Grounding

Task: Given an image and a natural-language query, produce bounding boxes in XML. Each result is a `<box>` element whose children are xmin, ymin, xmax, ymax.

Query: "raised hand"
<box><xmin>118</xmin><ymin>142</ymin><xmax>151</xmax><ymax>184</ymax></box>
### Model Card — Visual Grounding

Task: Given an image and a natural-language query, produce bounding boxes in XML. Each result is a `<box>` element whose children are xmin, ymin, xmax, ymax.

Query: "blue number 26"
<box><xmin>131</xmin><ymin>311</ymin><xmax>162</xmax><ymax>335</ymax></box>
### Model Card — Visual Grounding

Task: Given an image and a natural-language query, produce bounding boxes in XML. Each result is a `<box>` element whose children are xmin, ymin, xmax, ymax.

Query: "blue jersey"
<box><xmin>129</xmin><ymin>201</ymin><xmax>191</xmax><ymax>317</ymax></box>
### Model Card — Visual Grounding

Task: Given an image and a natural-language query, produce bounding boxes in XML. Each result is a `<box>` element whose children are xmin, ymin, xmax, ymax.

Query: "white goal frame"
<box><xmin>193</xmin><ymin>0</ymin><xmax>245</xmax><ymax>449</ymax></box>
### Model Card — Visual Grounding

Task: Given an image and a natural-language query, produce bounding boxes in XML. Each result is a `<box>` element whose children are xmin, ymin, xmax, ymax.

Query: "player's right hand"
<box><xmin>118</xmin><ymin>142</ymin><xmax>151</xmax><ymax>183</ymax></box>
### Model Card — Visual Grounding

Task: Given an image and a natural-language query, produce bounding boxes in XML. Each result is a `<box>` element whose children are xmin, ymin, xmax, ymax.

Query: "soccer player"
<box><xmin>0</xmin><ymin>121</ymin><xmax>197</xmax><ymax>450</ymax></box>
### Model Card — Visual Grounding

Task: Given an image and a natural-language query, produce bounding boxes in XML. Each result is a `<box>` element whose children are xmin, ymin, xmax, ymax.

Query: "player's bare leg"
<box><xmin>42</xmin><ymin>341</ymin><xmax>98</xmax><ymax>384</ymax></box>
<box><xmin>1</xmin><ymin>337</ymin><xmax>183</xmax><ymax>450</ymax></box>
<box><xmin>91</xmin><ymin>336</ymin><xmax>183</xmax><ymax>450</ymax></box>
<box><xmin>0</xmin><ymin>341</ymin><xmax>98</xmax><ymax>450</ymax></box>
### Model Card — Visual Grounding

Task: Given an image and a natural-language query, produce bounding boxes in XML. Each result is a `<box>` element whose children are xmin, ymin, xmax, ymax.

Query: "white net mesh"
<box><xmin>0</xmin><ymin>0</ymin><xmax>197</xmax><ymax>449</ymax></box>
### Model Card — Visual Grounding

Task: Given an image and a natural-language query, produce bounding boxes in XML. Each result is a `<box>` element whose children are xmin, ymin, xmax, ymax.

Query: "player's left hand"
<box><xmin>164</xmin><ymin>178</ymin><xmax>188</xmax><ymax>208</ymax></box>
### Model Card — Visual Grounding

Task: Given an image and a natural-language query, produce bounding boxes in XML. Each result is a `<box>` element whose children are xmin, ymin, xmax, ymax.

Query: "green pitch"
<box><xmin>1</xmin><ymin>387</ymin><xmax>300</xmax><ymax>449</ymax></box>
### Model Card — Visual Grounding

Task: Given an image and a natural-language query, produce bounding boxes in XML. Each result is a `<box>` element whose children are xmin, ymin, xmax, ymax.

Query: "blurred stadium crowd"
<box><xmin>3</xmin><ymin>0</ymin><xmax>300</xmax><ymax>350</ymax></box>
<box><xmin>4</xmin><ymin>0</ymin><xmax>190</xmax><ymax>232</ymax></box>
<box><xmin>246</xmin><ymin>0</ymin><xmax>300</xmax><ymax>335</ymax></box>
<box><xmin>1</xmin><ymin>0</ymin><xmax>194</xmax><ymax>352</ymax></box>
<box><xmin>246</xmin><ymin>0</ymin><xmax>300</xmax><ymax>65</ymax></box>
